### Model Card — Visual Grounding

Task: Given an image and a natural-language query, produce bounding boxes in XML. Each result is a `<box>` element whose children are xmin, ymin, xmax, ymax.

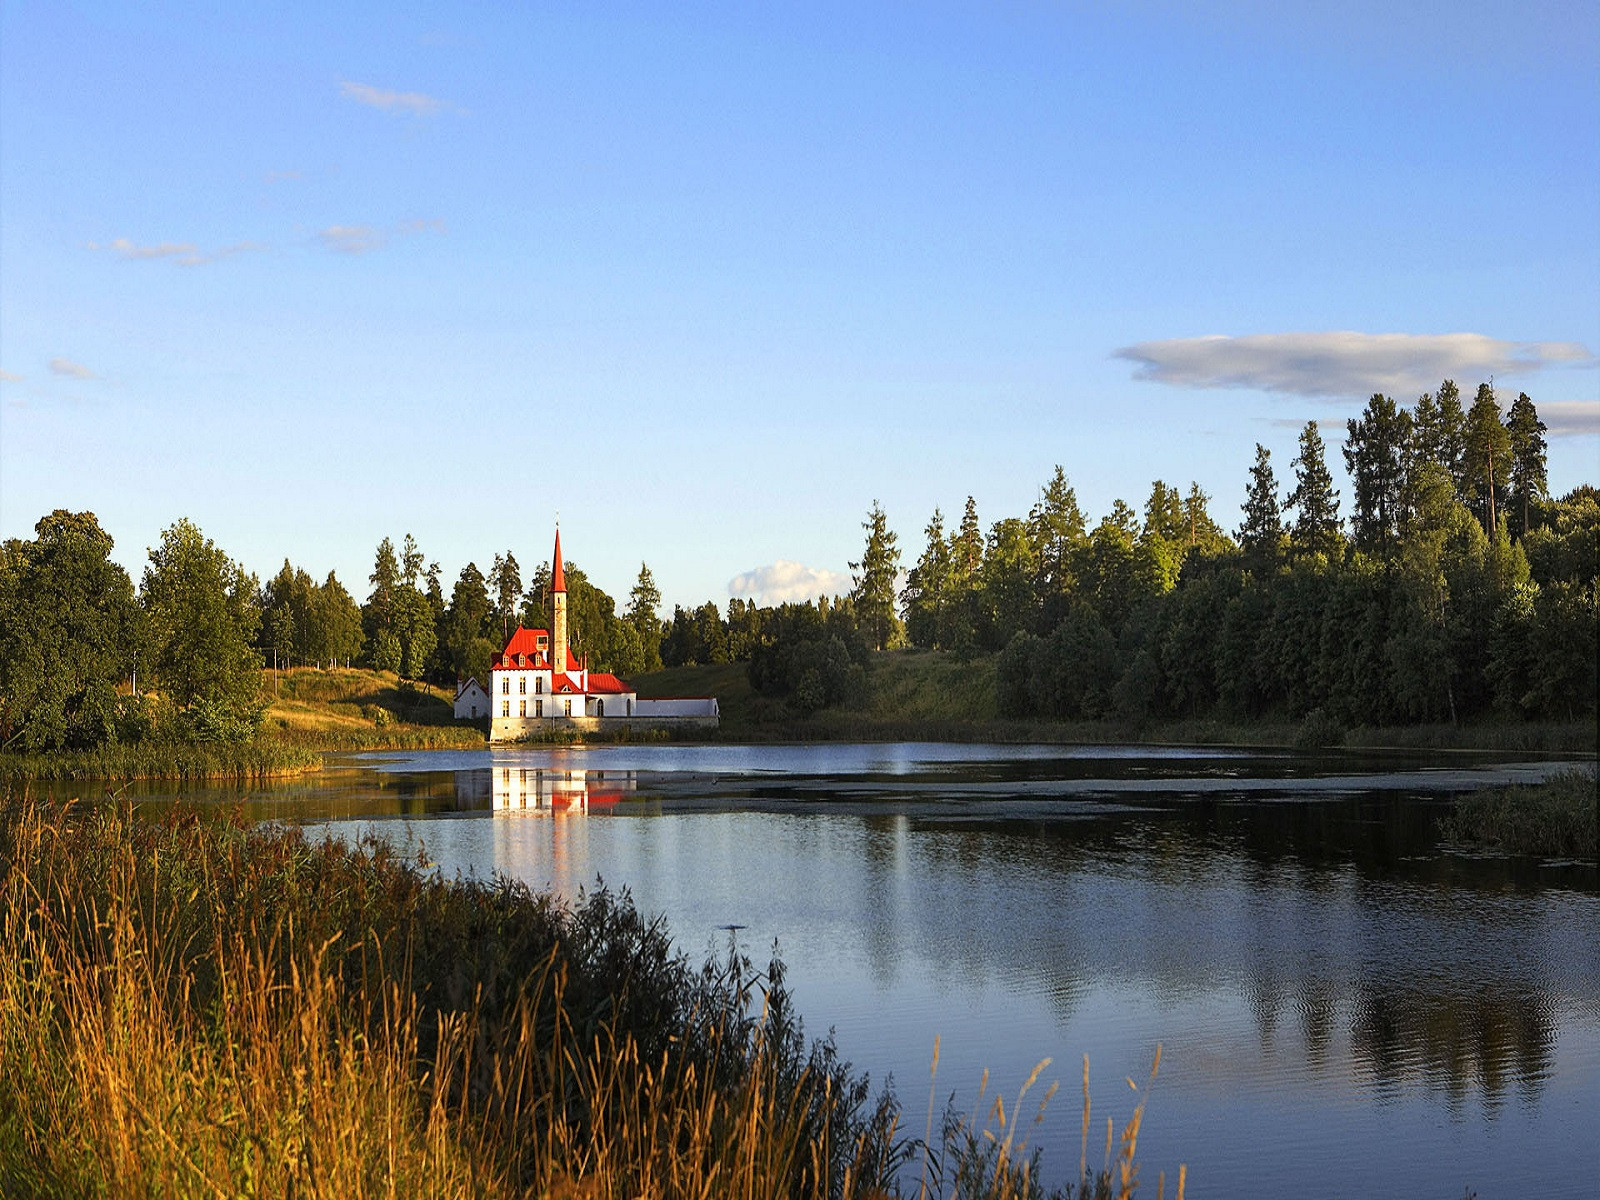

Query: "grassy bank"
<box><xmin>0</xmin><ymin>668</ymin><xmax>485</xmax><ymax>783</ymax></box>
<box><xmin>0</xmin><ymin>791</ymin><xmax>1175</xmax><ymax>1199</ymax></box>
<box><xmin>633</xmin><ymin>652</ymin><xmax>1598</xmax><ymax>752</ymax></box>
<box><xmin>1440</xmin><ymin>769</ymin><xmax>1598</xmax><ymax>859</ymax></box>
<box><xmin>261</xmin><ymin>666</ymin><xmax>487</xmax><ymax>750</ymax></box>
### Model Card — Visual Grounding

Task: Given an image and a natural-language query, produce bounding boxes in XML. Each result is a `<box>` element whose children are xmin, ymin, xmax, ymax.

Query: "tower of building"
<box><xmin>551</xmin><ymin>527</ymin><xmax>568</xmax><ymax>675</ymax></box>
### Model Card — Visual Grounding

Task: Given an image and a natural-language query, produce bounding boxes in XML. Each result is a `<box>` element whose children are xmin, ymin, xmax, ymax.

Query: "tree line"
<box><xmin>1</xmin><ymin>380</ymin><xmax>1592</xmax><ymax>750</ymax></box>
<box><xmin>659</xmin><ymin>383</ymin><xmax>1595</xmax><ymax>725</ymax></box>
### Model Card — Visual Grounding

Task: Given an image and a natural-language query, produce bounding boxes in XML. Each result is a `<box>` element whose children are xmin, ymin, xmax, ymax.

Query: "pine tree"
<box><xmin>1142</xmin><ymin>480</ymin><xmax>1187</xmax><ymax>545</ymax></box>
<box><xmin>489</xmin><ymin>551</ymin><xmax>523</xmax><ymax>642</ymax></box>
<box><xmin>849</xmin><ymin>501</ymin><xmax>901</xmax><ymax>651</ymax></box>
<box><xmin>1463</xmin><ymin>383</ymin><xmax>1512</xmax><ymax>537</ymax></box>
<box><xmin>365</xmin><ymin>537</ymin><xmax>400</xmax><ymax>652</ymax></box>
<box><xmin>1343</xmin><ymin>394</ymin><xmax>1412</xmax><ymax>555</ymax></box>
<box><xmin>1411</xmin><ymin>380</ymin><xmax>1468</xmax><ymax>497</ymax></box>
<box><xmin>1181</xmin><ymin>483</ymin><xmax>1230</xmax><ymax>554</ymax></box>
<box><xmin>400</xmin><ymin>534</ymin><xmax>424</xmax><ymax>590</ymax></box>
<box><xmin>1504</xmin><ymin>391</ymin><xmax>1548</xmax><ymax>538</ymax></box>
<box><xmin>1286</xmin><ymin>420</ymin><xmax>1341</xmax><ymax>558</ymax></box>
<box><xmin>1238</xmin><ymin>444</ymin><xmax>1283</xmax><ymax>569</ymax></box>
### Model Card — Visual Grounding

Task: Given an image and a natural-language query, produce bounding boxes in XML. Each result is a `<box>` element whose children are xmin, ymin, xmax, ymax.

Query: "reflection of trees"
<box><xmin>1349</xmin><ymin>984</ymin><xmax>1553</xmax><ymax>1109</ymax></box>
<box><xmin>880</xmin><ymin>808</ymin><xmax>1575</xmax><ymax>1103</ymax></box>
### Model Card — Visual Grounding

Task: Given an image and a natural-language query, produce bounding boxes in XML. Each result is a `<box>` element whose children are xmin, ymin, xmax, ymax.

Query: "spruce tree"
<box><xmin>1238</xmin><ymin>444</ymin><xmax>1283</xmax><ymax>569</ymax></box>
<box><xmin>1504</xmin><ymin>391</ymin><xmax>1548</xmax><ymax>538</ymax></box>
<box><xmin>1411</xmin><ymin>380</ymin><xmax>1468</xmax><ymax>497</ymax></box>
<box><xmin>903</xmin><ymin>508</ymin><xmax>952</xmax><ymax>648</ymax></box>
<box><xmin>849</xmin><ymin>501</ymin><xmax>901</xmax><ymax>651</ymax></box>
<box><xmin>1286</xmin><ymin>420</ymin><xmax>1341</xmax><ymax>558</ymax></box>
<box><xmin>626</xmin><ymin>564</ymin><xmax>664</xmax><ymax>671</ymax></box>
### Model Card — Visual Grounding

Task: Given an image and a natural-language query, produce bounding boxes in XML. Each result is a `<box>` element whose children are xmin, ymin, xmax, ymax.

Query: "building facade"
<box><xmin>487</xmin><ymin>529</ymin><xmax>718</xmax><ymax>742</ymax></box>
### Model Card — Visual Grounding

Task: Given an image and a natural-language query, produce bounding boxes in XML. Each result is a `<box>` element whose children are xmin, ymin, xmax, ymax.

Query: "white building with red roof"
<box><xmin>488</xmin><ymin>529</ymin><xmax>718</xmax><ymax>741</ymax></box>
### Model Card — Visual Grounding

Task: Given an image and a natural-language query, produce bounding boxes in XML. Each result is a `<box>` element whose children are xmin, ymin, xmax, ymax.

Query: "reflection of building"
<box><xmin>491</xmin><ymin>763</ymin><xmax>638</xmax><ymax>812</ymax></box>
<box><xmin>488</xmin><ymin>528</ymin><xmax>718</xmax><ymax>741</ymax></box>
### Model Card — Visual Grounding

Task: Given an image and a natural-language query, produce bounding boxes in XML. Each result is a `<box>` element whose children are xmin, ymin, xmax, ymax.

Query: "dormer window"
<box><xmin>536</xmin><ymin>635</ymin><xmax>548</xmax><ymax>650</ymax></box>
<box><xmin>517</xmin><ymin>653</ymin><xmax>526</xmax><ymax>666</ymax></box>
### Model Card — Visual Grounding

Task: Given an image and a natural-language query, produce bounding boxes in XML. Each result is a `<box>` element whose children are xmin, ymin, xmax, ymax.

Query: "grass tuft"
<box><xmin>1439</xmin><ymin>769</ymin><xmax>1598</xmax><ymax>859</ymax></box>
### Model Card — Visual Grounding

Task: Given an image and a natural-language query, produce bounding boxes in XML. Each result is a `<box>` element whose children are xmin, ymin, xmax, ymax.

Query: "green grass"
<box><xmin>0</xmin><ymin>789</ymin><xmax>1176</xmax><ymax>1199</ymax></box>
<box><xmin>1439</xmin><ymin>769</ymin><xmax>1599</xmax><ymax>858</ymax></box>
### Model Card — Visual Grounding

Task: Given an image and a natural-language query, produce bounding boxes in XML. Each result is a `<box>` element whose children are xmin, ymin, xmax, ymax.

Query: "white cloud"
<box><xmin>1540</xmin><ymin>401</ymin><xmax>1600</xmax><ymax>437</ymax></box>
<box><xmin>1115</xmin><ymin>332</ymin><xmax>1595</xmax><ymax>400</ymax></box>
<box><xmin>728</xmin><ymin>560</ymin><xmax>853</xmax><ymax>606</ymax></box>
<box><xmin>339</xmin><ymin>80</ymin><xmax>446</xmax><ymax>115</ymax></box>
<box><xmin>0</xmin><ymin>369</ymin><xmax>21</xmax><ymax>382</ymax></box>
<box><xmin>317</xmin><ymin>219</ymin><xmax>445</xmax><ymax>255</ymax></box>
<box><xmin>89</xmin><ymin>237</ymin><xmax>263</xmax><ymax>266</ymax></box>
<box><xmin>48</xmin><ymin>357</ymin><xmax>94</xmax><ymax>379</ymax></box>
<box><xmin>318</xmin><ymin>225</ymin><xmax>385</xmax><ymax>254</ymax></box>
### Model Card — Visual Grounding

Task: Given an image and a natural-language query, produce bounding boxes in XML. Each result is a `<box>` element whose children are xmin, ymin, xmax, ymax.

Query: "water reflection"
<box><xmin>486</xmin><ymin>762</ymin><xmax>639</xmax><ymax>812</ymax></box>
<box><xmin>117</xmin><ymin>744</ymin><xmax>1598</xmax><ymax>1198</ymax></box>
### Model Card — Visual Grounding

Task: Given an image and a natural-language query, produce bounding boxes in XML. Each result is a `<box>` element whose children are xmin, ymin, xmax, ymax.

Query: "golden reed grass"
<box><xmin>0</xmin><ymin>791</ymin><xmax>1179</xmax><ymax>1198</ymax></box>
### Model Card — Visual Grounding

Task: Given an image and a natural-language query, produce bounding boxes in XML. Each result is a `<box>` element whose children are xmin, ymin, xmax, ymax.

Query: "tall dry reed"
<box><xmin>0</xmin><ymin>791</ymin><xmax>1175</xmax><ymax>1199</ymax></box>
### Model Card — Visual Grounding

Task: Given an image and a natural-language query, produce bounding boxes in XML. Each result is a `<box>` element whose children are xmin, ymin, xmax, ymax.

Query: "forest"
<box><xmin>0</xmin><ymin>381</ymin><xmax>1593</xmax><ymax>752</ymax></box>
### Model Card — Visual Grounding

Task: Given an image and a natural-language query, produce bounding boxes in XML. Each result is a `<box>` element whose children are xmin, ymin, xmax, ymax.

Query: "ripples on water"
<box><xmin>115</xmin><ymin>743</ymin><xmax>1598</xmax><ymax>1199</ymax></box>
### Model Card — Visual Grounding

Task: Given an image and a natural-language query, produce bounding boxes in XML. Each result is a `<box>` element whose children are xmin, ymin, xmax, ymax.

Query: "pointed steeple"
<box><xmin>551</xmin><ymin>527</ymin><xmax>567</xmax><ymax>593</ymax></box>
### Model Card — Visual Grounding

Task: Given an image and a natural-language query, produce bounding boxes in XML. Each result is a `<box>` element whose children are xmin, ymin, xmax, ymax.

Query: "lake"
<box><xmin>119</xmin><ymin>742</ymin><xmax>1598</xmax><ymax>1198</ymax></box>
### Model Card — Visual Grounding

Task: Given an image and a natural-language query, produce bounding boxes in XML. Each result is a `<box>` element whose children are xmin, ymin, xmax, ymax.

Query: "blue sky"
<box><xmin>2</xmin><ymin>1</ymin><xmax>1596</xmax><ymax>610</ymax></box>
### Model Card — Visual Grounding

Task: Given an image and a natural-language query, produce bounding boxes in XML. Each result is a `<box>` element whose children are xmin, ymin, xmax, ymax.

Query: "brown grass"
<box><xmin>0</xmin><ymin>791</ymin><xmax>1176</xmax><ymax>1199</ymax></box>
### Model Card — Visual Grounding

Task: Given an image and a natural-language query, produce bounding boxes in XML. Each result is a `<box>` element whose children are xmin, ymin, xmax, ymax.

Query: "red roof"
<box><xmin>492</xmin><ymin>626</ymin><xmax>557</xmax><ymax>669</ymax></box>
<box><xmin>586</xmin><ymin>672</ymin><xmax>635</xmax><ymax>694</ymax></box>
<box><xmin>551</xmin><ymin>528</ymin><xmax>566</xmax><ymax>593</ymax></box>
<box><xmin>551</xmin><ymin>674</ymin><xmax>582</xmax><ymax>694</ymax></box>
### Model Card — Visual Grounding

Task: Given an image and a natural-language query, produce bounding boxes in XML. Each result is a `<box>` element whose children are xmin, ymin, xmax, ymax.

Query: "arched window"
<box><xmin>596</xmin><ymin>699</ymin><xmax>605</xmax><ymax>717</ymax></box>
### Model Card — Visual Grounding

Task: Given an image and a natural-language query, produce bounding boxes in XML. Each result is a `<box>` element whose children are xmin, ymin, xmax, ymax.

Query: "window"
<box><xmin>536</xmin><ymin>699</ymin><xmax>544</xmax><ymax>717</ymax></box>
<box><xmin>502</xmin><ymin>679</ymin><xmax>509</xmax><ymax>695</ymax></box>
<box><xmin>535</xmin><ymin>677</ymin><xmax>544</xmax><ymax>694</ymax></box>
<box><xmin>519</xmin><ymin>677</ymin><xmax>527</xmax><ymax>694</ymax></box>
<box><xmin>519</xmin><ymin>699</ymin><xmax>526</xmax><ymax>717</ymax></box>
<box><xmin>596</xmin><ymin>699</ymin><xmax>604</xmax><ymax>717</ymax></box>
<box><xmin>502</xmin><ymin>701</ymin><xmax>510</xmax><ymax>717</ymax></box>
<box><xmin>517</xmin><ymin>652</ymin><xmax>526</xmax><ymax>666</ymax></box>
<box><xmin>537</xmin><ymin>635</ymin><xmax>548</xmax><ymax>650</ymax></box>
<box><xmin>563</xmin><ymin>699</ymin><xmax>572</xmax><ymax>717</ymax></box>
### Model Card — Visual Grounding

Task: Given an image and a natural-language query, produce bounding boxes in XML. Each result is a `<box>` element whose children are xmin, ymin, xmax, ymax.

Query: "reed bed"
<box><xmin>1439</xmin><ymin>768</ymin><xmax>1598</xmax><ymax>859</ymax></box>
<box><xmin>0</xmin><ymin>790</ymin><xmax>1174</xmax><ymax>1199</ymax></box>
<box><xmin>0</xmin><ymin>740</ymin><xmax>324</xmax><ymax>783</ymax></box>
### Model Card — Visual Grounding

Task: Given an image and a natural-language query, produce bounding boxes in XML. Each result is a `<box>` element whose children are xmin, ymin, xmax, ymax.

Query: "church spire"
<box><xmin>551</xmin><ymin>526</ymin><xmax>569</xmax><ymax>674</ymax></box>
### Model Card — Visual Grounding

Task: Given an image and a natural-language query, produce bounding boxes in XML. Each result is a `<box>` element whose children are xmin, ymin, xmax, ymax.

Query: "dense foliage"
<box><xmin>1</xmin><ymin>380</ymin><xmax>1590</xmax><ymax>747</ymax></box>
<box><xmin>660</xmin><ymin>384</ymin><xmax>1594</xmax><ymax>727</ymax></box>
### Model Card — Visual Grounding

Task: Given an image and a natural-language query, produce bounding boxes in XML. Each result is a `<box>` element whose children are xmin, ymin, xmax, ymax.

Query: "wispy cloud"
<box><xmin>49</xmin><ymin>357</ymin><xmax>95</xmax><ymax>380</ymax></box>
<box><xmin>339</xmin><ymin>80</ymin><xmax>449</xmax><ymax>115</ymax></box>
<box><xmin>0</xmin><ymin>369</ymin><xmax>22</xmax><ymax>383</ymax></box>
<box><xmin>265</xmin><ymin>168</ymin><xmax>304</xmax><ymax>184</ymax></box>
<box><xmin>1540</xmin><ymin>401</ymin><xmax>1600</xmax><ymax>437</ymax></box>
<box><xmin>317</xmin><ymin>219</ymin><xmax>446</xmax><ymax>255</ymax></box>
<box><xmin>1116</xmin><ymin>332</ymin><xmax>1595</xmax><ymax>400</ymax></box>
<box><xmin>728</xmin><ymin>561</ymin><xmax>852</xmax><ymax>605</ymax></box>
<box><xmin>89</xmin><ymin>237</ymin><xmax>264</xmax><ymax>266</ymax></box>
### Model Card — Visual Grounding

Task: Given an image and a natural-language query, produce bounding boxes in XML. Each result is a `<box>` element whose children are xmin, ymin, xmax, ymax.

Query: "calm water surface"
<box><xmin>125</xmin><ymin>743</ymin><xmax>1599</xmax><ymax>1199</ymax></box>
